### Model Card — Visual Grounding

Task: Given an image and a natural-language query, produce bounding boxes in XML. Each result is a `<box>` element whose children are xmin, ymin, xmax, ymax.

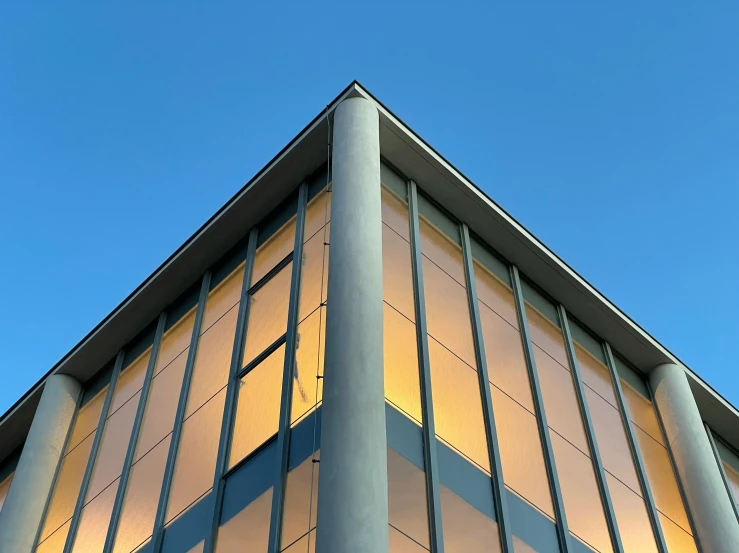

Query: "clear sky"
<box><xmin>1</xmin><ymin>2</ymin><xmax>737</xmax><ymax>415</ymax></box>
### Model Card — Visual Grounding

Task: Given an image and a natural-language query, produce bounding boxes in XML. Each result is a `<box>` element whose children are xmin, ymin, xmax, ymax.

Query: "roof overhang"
<box><xmin>1</xmin><ymin>81</ymin><xmax>736</xmax><ymax>465</ymax></box>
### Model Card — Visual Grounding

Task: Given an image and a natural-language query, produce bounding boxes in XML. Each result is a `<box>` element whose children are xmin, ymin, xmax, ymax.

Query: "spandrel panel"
<box><xmin>388</xmin><ymin>448</ymin><xmax>430</xmax><ymax>550</ymax></box>
<box><xmin>621</xmin><ymin>380</ymin><xmax>665</xmax><ymax>447</ymax></box>
<box><xmin>574</xmin><ymin>343</ymin><xmax>617</xmax><ymax>409</ymax></box>
<box><xmin>383</xmin><ymin>223</ymin><xmax>416</xmax><ymax>323</ymax></box>
<box><xmin>281</xmin><ymin>451</ymin><xmax>320</xmax><ymax>550</ymax></box>
<box><xmin>418</xmin><ymin>208</ymin><xmax>465</xmax><ymax>286</ymax></box>
<box><xmin>304</xmin><ymin>187</ymin><xmax>331</xmax><ymax>244</ymax></box>
<box><xmin>382</xmin><ymin>185</ymin><xmax>411</xmax><ymax>242</ymax></box>
<box><xmin>156</xmin><ymin>308</ymin><xmax>196</xmax><ymax>376</ymax></box>
<box><xmin>473</xmin><ymin>259</ymin><xmax>518</xmax><ymax>330</ymax></box>
<box><xmin>202</xmin><ymin>264</ymin><xmax>245</xmax><ymax>334</ymax></box>
<box><xmin>523</xmin><ymin>303</ymin><xmax>569</xmax><ymax>369</ymax></box>
<box><xmin>292</xmin><ymin>307</ymin><xmax>326</xmax><ymax>425</ymax></box>
<box><xmin>68</xmin><ymin>386</ymin><xmax>107</xmax><ymax>452</ymax></box>
<box><xmin>298</xmin><ymin>223</ymin><xmax>329</xmax><ymax>323</ymax></box>
<box><xmin>440</xmin><ymin>483</ymin><xmax>501</xmax><ymax>553</ymax></box>
<box><xmin>605</xmin><ymin>472</ymin><xmax>658</xmax><ymax>553</ymax></box>
<box><xmin>384</xmin><ymin>304</ymin><xmax>422</xmax><ymax>426</ymax></box>
<box><xmin>242</xmin><ymin>263</ymin><xmax>292</xmax><ymax>367</ymax></box>
<box><xmin>110</xmin><ymin>350</ymin><xmax>151</xmax><ymax>415</ymax></box>
<box><xmin>252</xmin><ymin>215</ymin><xmax>296</xmax><ymax>286</ymax></box>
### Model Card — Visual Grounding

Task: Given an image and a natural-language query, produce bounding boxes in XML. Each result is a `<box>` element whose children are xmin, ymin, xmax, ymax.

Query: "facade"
<box><xmin>0</xmin><ymin>83</ymin><xmax>738</xmax><ymax>553</ymax></box>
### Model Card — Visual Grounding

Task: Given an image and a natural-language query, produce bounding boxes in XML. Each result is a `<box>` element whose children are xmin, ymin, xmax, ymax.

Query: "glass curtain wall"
<box><xmin>711</xmin><ymin>434</ymin><xmax>739</xmax><ymax>515</ymax></box>
<box><xmin>0</xmin><ymin>472</ymin><xmax>11</xmax><ymax>514</ymax></box>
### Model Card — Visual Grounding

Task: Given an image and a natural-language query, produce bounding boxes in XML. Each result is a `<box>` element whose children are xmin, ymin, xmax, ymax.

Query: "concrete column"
<box><xmin>650</xmin><ymin>363</ymin><xmax>739</xmax><ymax>553</ymax></box>
<box><xmin>315</xmin><ymin>97</ymin><xmax>387</xmax><ymax>553</ymax></box>
<box><xmin>0</xmin><ymin>374</ymin><xmax>80</xmax><ymax>553</ymax></box>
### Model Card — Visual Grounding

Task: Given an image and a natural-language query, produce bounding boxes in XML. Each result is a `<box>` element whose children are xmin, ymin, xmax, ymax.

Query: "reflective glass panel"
<box><xmin>70</xmin><ymin>477</ymin><xmax>118</xmax><ymax>553</ymax></box>
<box><xmin>298</xmin><ymin>222</ymin><xmax>329</xmax><ymax>323</ymax></box>
<box><xmin>156</xmin><ymin>308</ymin><xmax>196</xmax><ymax>376</ymax></box>
<box><xmin>418</xmin><ymin>201</ymin><xmax>464</xmax><ymax>286</ymax></box>
<box><xmin>388</xmin><ymin>448</ymin><xmax>430</xmax><ymax>550</ymax></box>
<box><xmin>292</xmin><ymin>306</ymin><xmax>325</xmax><ymax>426</ymax></box>
<box><xmin>440</xmin><ymin>484</ymin><xmax>501</xmax><ymax>553</ymax></box>
<box><xmin>36</xmin><ymin>519</ymin><xmax>70</xmax><ymax>553</ymax></box>
<box><xmin>383</xmin><ymin>223</ymin><xmax>415</xmax><ymax>323</ymax></box>
<box><xmin>252</xmin><ymin>213</ymin><xmax>296</xmax><ymax>286</ymax></box>
<box><xmin>67</xmin><ymin>386</ymin><xmax>107</xmax><ymax>452</ymax></box>
<box><xmin>281</xmin><ymin>452</ymin><xmax>320</xmax><ymax>551</ymax></box>
<box><xmin>606</xmin><ymin>473</ymin><xmax>658</xmax><ymax>553</ymax></box>
<box><xmin>110</xmin><ymin>349</ymin><xmax>151</xmax><ymax>415</ymax></box>
<box><xmin>215</xmin><ymin>488</ymin><xmax>272</xmax><ymax>553</ymax></box>
<box><xmin>384</xmin><ymin>304</ymin><xmax>422</xmax><ymax>426</ymax></box>
<box><xmin>382</xmin><ymin>184</ymin><xmax>410</xmax><ymax>242</ymax></box>
<box><xmin>202</xmin><ymin>264</ymin><xmax>245</xmax><ymax>334</ymax></box>
<box><xmin>304</xmin><ymin>187</ymin><xmax>331</xmax><ymax>244</ymax></box>
<box><xmin>0</xmin><ymin>473</ymin><xmax>12</xmax><ymax>515</ymax></box>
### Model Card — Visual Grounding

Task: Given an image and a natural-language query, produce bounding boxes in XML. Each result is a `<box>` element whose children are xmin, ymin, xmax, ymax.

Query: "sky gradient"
<box><xmin>1</xmin><ymin>1</ymin><xmax>737</xmax><ymax>415</ymax></box>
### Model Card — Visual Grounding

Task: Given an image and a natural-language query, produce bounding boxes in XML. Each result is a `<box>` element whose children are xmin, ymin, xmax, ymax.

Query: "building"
<box><xmin>0</xmin><ymin>82</ymin><xmax>737</xmax><ymax>553</ymax></box>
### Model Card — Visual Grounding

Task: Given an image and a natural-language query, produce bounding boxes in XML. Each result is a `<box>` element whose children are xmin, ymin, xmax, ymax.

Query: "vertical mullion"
<box><xmin>103</xmin><ymin>312</ymin><xmax>167</xmax><ymax>553</ymax></box>
<box><xmin>459</xmin><ymin>224</ymin><xmax>514</xmax><ymax>553</ymax></box>
<box><xmin>150</xmin><ymin>271</ymin><xmax>212</xmax><ymax>553</ymax></box>
<box><xmin>267</xmin><ymin>181</ymin><xmax>309</xmax><ymax>553</ymax></box>
<box><xmin>408</xmin><ymin>180</ymin><xmax>445</xmax><ymax>553</ymax></box>
<box><xmin>603</xmin><ymin>343</ymin><xmax>669</xmax><ymax>553</ymax></box>
<box><xmin>557</xmin><ymin>306</ymin><xmax>624</xmax><ymax>553</ymax></box>
<box><xmin>63</xmin><ymin>350</ymin><xmax>125</xmax><ymax>553</ymax></box>
<box><xmin>704</xmin><ymin>424</ymin><xmax>739</xmax><ymax>521</ymax></box>
<box><xmin>510</xmin><ymin>266</ymin><xmax>572</xmax><ymax>553</ymax></box>
<box><xmin>201</xmin><ymin>230</ymin><xmax>257</xmax><ymax>553</ymax></box>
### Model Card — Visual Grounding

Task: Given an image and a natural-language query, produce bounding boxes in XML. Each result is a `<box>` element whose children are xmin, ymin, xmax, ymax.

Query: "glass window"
<box><xmin>388</xmin><ymin>448</ymin><xmax>430</xmax><ymax>552</ymax></box>
<box><xmin>252</xmin><ymin>204</ymin><xmax>297</xmax><ymax>287</ymax></box>
<box><xmin>418</xmin><ymin>195</ymin><xmax>464</xmax><ymax>286</ymax></box>
<box><xmin>384</xmin><ymin>304</ymin><xmax>422</xmax><ymax>426</ymax></box>
<box><xmin>715</xmin><ymin>437</ymin><xmax>739</xmax><ymax>509</ymax></box>
<box><xmin>36</xmin><ymin>519</ymin><xmax>70</xmax><ymax>553</ymax></box>
<box><xmin>383</xmin><ymin>223</ymin><xmax>415</xmax><ymax>323</ymax></box>
<box><xmin>110</xmin><ymin>348</ymin><xmax>151</xmax><ymax>415</ymax></box>
<box><xmin>606</xmin><ymin>473</ymin><xmax>658</xmax><ymax>553</ymax></box>
<box><xmin>0</xmin><ymin>472</ymin><xmax>12</xmax><ymax>514</ymax></box>
<box><xmin>216</xmin><ymin>488</ymin><xmax>272</xmax><ymax>553</ymax></box>
<box><xmin>70</xmin><ymin>478</ymin><xmax>119</xmax><ymax>553</ymax></box>
<box><xmin>67</xmin><ymin>385</ymin><xmax>107</xmax><ymax>453</ymax></box>
<box><xmin>304</xmin><ymin>187</ymin><xmax>331</xmax><ymax>247</ymax></box>
<box><xmin>298</xmin><ymin>222</ymin><xmax>329</xmax><ymax>324</ymax></box>
<box><xmin>202</xmin><ymin>263</ymin><xmax>246</xmax><ymax>334</ymax></box>
<box><xmin>291</xmin><ymin>306</ymin><xmax>326</xmax><ymax>426</ymax></box>
<box><xmin>440</xmin><ymin>483</ymin><xmax>501</xmax><ymax>553</ymax></box>
<box><xmin>155</xmin><ymin>307</ymin><xmax>197</xmax><ymax>376</ymax></box>
<box><xmin>281</xmin><ymin>451</ymin><xmax>320</xmax><ymax>551</ymax></box>
<box><xmin>382</xmin><ymin>182</ymin><xmax>410</xmax><ymax>242</ymax></box>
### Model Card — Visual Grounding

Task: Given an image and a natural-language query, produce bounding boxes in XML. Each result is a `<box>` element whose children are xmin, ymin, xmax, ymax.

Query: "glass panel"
<box><xmin>202</xmin><ymin>264</ymin><xmax>245</xmax><ymax>334</ymax></box>
<box><xmin>135</xmin><ymin>352</ymin><xmax>186</xmax><ymax>461</ymax></box>
<box><xmin>440</xmin><ymin>484</ymin><xmax>501</xmax><ymax>553</ymax></box>
<box><xmin>68</xmin><ymin>387</ymin><xmax>107</xmax><ymax>452</ymax></box>
<box><xmin>574</xmin><ymin>342</ymin><xmax>617</xmax><ymax>409</ymax></box>
<box><xmin>113</xmin><ymin>436</ymin><xmax>172</xmax><ymax>553</ymax></box>
<box><xmin>721</xmin><ymin>458</ymin><xmax>739</xmax><ymax>508</ymax></box>
<box><xmin>70</xmin><ymin>477</ymin><xmax>119</xmax><ymax>553</ymax></box>
<box><xmin>304</xmin><ymin>187</ymin><xmax>331</xmax><ymax>244</ymax></box>
<box><xmin>524</xmin><ymin>303</ymin><xmax>568</xmax><ymax>369</ymax></box>
<box><xmin>473</xmin><ymin>258</ymin><xmax>517</xmax><ymax>330</ymax></box>
<box><xmin>215</xmin><ymin>488</ymin><xmax>272</xmax><ymax>553</ymax></box>
<box><xmin>384</xmin><ymin>304</ymin><xmax>422</xmax><ymax>425</ymax></box>
<box><xmin>156</xmin><ymin>308</ymin><xmax>196</xmax><ymax>376</ymax></box>
<box><xmin>167</xmin><ymin>389</ymin><xmax>226</xmax><ymax>524</ymax></box>
<box><xmin>428</xmin><ymin>336</ymin><xmax>489</xmax><ymax>472</ymax></box>
<box><xmin>298</xmin><ymin>223</ymin><xmax>329</xmax><ymax>323</ymax></box>
<box><xmin>186</xmin><ymin>305</ymin><xmax>238</xmax><ymax>418</ymax></box>
<box><xmin>491</xmin><ymin>385</ymin><xmax>554</xmax><ymax>518</ymax></box>
<box><xmin>382</xmin><ymin>185</ymin><xmax>410</xmax><ymax>242</ymax></box>
<box><xmin>389</xmin><ymin>524</ymin><xmax>429</xmax><ymax>552</ymax></box>
<box><xmin>282</xmin><ymin>530</ymin><xmax>315</xmax><ymax>553</ymax></box>
<box><xmin>229</xmin><ymin>346</ymin><xmax>285</xmax><ymax>468</ymax></box>
<box><xmin>292</xmin><ymin>307</ymin><xmax>326</xmax><ymax>425</ymax></box>
<box><xmin>606</xmin><ymin>473</ymin><xmax>658</xmax><ymax>553</ymax></box>
<box><xmin>550</xmin><ymin>433</ymin><xmax>612</xmax><ymax>553</ymax></box>
<box><xmin>38</xmin><ymin>434</ymin><xmax>94</xmax><ymax>542</ymax></box>
<box><xmin>86</xmin><ymin>390</ymin><xmax>141</xmax><ymax>502</ymax></box>
<box><xmin>422</xmin><ymin>257</ymin><xmax>476</xmax><ymax>368</ymax></box>
<box><xmin>418</xmin><ymin>203</ymin><xmax>465</xmax><ymax>286</ymax></box>
<box><xmin>281</xmin><ymin>451</ymin><xmax>319</xmax><ymax>551</ymax></box>
<box><xmin>36</xmin><ymin>519</ymin><xmax>70</xmax><ymax>553</ymax></box>
<box><xmin>388</xmin><ymin>448</ymin><xmax>430</xmax><ymax>550</ymax></box>
<box><xmin>252</xmin><ymin>215</ymin><xmax>296</xmax><ymax>286</ymax></box>
<box><xmin>621</xmin><ymin>381</ymin><xmax>666</xmax><ymax>447</ymax></box>
<box><xmin>0</xmin><ymin>473</ymin><xmax>12</xmax><ymax>514</ymax></box>
<box><xmin>242</xmin><ymin>263</ymin><xmax>292</xmax><ymax>367</ymax></box>
<box><xmin>659</xmin><ymin>512</ymin><xmax>699</xmax><ymax>553</ymax></box>
<box><xmin>383</xmin><ymin>224</ymin><xmax>415</xmax><ymax>323</ymax></box>
<box><xmin>110</xmin><ymin>350</ymin><xmax>151</xmax><ymax>415</ymax></box>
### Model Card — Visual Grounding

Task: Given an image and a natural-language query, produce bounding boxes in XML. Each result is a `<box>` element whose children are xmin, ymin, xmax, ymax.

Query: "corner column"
<box><xmin>0</xmin><ymin>374</ymin><xmax>81</xmax><ymax>553</ymax></box>
<box><xmin>650</xmin><ymin>363</ymin><xmax>739</xmax><ymax>552</ymax></box>
<box><xmin>315</xmin><ymin>97</ymin><xmax>387</xmax><ymax>553</ymax></box>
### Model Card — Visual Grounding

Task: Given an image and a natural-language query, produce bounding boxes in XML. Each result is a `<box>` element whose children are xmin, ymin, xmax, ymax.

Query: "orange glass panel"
<box><xmin>440</xmin><ymin>484</ymin><xmax>501</xmax><ymax>553</ymax></box>
<box><xmin>135</xmin><ymin>352</ymin><xmax>186</xmax><ymax>461</ymax></box>
<box><xmin>575</xmin><ymin>344</ymin><xmax>617</xmax><ymax>409</ymax></box>
<box><xmin>382</xmin><ymin>186</ymin><xmax>410</xmax><ymax>242</ymax></box>
<box><xmin>242</xmin><ymin>263</ymin><xmax>291</xmax><ymax>366</ymax></box>
<box><xmin>110</xmin><ymin>350</ymin><xmax>150</xmax><ymax>415</ymax></box>
<box><xmin>292</xmin><ymin>307</ymin><xmax>326</xmax><ymax>425</ymax></box>
<box><xmin>384</xmin><ymin>304</ymin><xmax>422</xmax><ymax>425</ymax></box>
<box><xmin>388</xmin><ymin>448</ymin><xmax>430</xmax><ymax>550</ymax></box>
<box><xmin>38</xmin><ymin>434</ymin><xmax>94</xmax><ymax>542</ymax></box>
<box><xmin>0</xmin><ymin>473</ymin><xmax>12</xmax><ymax>515</ymax></box>
<box><xmin>389</xmin><ymin>525</ymin><xmax>429</xmax><ymax>552</ymax></box>
<box><xmin>659</xmin><ymin>512</ymin><xmax>698</xmax><ymax>553</ymax></box>
<box><xmin>722</xmin><ymin>460</ymin><xmax>739</xmax><ymax>508</ymax></box>
<box><xmin>68</xmin><ymin>387</ymin><xmax>107</xmax><ymax>452</ymax></box>
<box><xmin>419</xmin><ymin>216</ymin><xmax>465</xmax><ymax>286</ymax></box>
<box><xmin>155</xmin><ymin>308</ymin><xmax>196</xmax><ymax>376</ymax></box>
<box><xmin>524</xmin><ymin>304</ymin><xmax>568</xmax><ymax>369</ymax></box>
<box><xmin>479</xmin><ymin>302</ymin><xmax>533</xmax><ymax>412</ymax></box>
<box><xmin>281</xmin><ymin>452</ymin><xmax>319</xmax><ymax>550</ymax></box>
<box><xmin>186</xmin><ymin>305</ymin><xmax>238</xmax><ymax>418</ymax></box>
<box><xmin>167</xmin><ymin>390</ymin><xmax>226</xmax><ymax>524</ymax></box>
<box><xmin>621</xmin><ymin>381</ymin><xmax>665</xmax><ymax>447</ymax></box>
<box><xmin>252</xmin><ymin>216</ymin><xmax>296</xmax><ymax>286</ymax></box>
<box><xmin>202</xmin><ymin>264</ymin><xmax>245</xmax><ymax>334</ymax></box>
<box><xmin>215</xmin><ymin>488</ymin><xmax>272</xmax><ymax>553</ymax></box>
<box><xmin>281</xmin><ymin>530</ymin><xmax>315</xmax><ymax>553</ymax></box>
<box><xmin>304</xmin><ymin>188</ymin><xmax>331</xmax><ymax>243</ymax></box>
<box><xmin>229</xmin><ymin>345</ymin><xmax>285</xmax><ymax>468</ymax></box>
<box><xmin>383</xmin><ymin>224</ymin><xmax>415</xmax><ymax>323</ymax></box>
<box><xmin>70</xmin><ymin>477</ymin><xmax>118</xmax><ymax>553</ymax></box>
<box><xmin>36</xmin><ymin>519</ymin><xmax>70</xmax><ymax>553</ymax></box>
<box><xmin>473</xmin><ymin>260</ymin><xmax>518</xmax><ymax>330</ymax></box>
<box><xmin>113</xmin><ymin>435</ymin><xmax>171</xmax><ymax>553</ymax></box>
<box><xmin>606</xmin><ymin>473</ymin><xmax>658</xmax><ymax>553</ymax></box>
<box><xmin>428</xmin><ymin>336</ymin><xmax>489</xmax><ymax>473</ymax></box>
<box><xmin>550</xmin><ymin>433</ymin><xmax>612</xmax><ymax>553</ymax></box>
<box><xmin>86</xmin><ymin>390</ymin><xmax>141</xmax><ymax>501</ymax></box>
<box><xmin>491</xmin><ymin>385</ymin><xmax>554</xmax><ymax>518</ymax></box>
<box><xmin>512</xmin><ymin>536</ymin><xmax>539</xmax><ymax>553</ymax></box>
<box><xmin>298</xmin><ymin>223</ymin><xmax>329</xmax><ymax>323</ymax></box>
<box><xmin>422</xmin><ymin>257</ymin><xmax>476</xmax><ymax>368</ymax></box>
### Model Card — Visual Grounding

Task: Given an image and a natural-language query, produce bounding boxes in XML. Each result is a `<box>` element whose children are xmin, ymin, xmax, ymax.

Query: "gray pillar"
<box><xmin>651</xmin><ymin>363</ymin><xmax>739</xmax><ymax>553</ymax></box>
<box><xmin>315</xmin><ymin>97</ymin><xmax>387</xmax><ymax>553</ymax></box>
<box><xmin>0</xmin><ymin>374</ymin><xmax>80</xmax><ymax>553</ymax></box>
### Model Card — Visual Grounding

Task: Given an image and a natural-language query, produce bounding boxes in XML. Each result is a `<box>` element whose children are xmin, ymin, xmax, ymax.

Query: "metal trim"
<box><xmin>200</xmin><ymin>229</ymin><xmax>257</xmax><ymax>553</ymax></box>
<box><xmin>149</xmin><ymin>271</ymin><xmax>212</xmax><ymax>553</ymax></box>
<box><xmin>510</xmin><ymin>266</ymin><xmax>572</xmax><ymax>553</ymax></box>
<box><xmin>266</xmin><ymin>180</ymin><xmax>309</xmax><ymax>553</ymax></box>
<box><xmin>62</xmin><ymin>350</ymin><xmax>125</xmax><ymax>553</ymax></box>
<box><xmin>460</xmin><ymin>223</ymin><xmax>514</xmax><ymax>553</ymax></box>
<box><xmin>103</xmin><ymin>312</ymin><xmax>167</xmax><ymax>553</ymax></box>
<box><xmin>408</xmin><ymin>179</ymin><xmax>445</xmax><ymax>553</ymax></box>
<box><xmin>237</xmin><ymin>334</ymin><xmax>288</xmax><ymax>380</ymax></box>
<box><xmin>704</xmin><ymin>423</ymin><xmax>739</xmax><ymax>521</ymax></box>
<box><xmin>558</xmin><ymin>306</ymin><xmax>624</xmax><ymax>553</ymax></box>
<box><xmin>603</xmin><ymin>342</ymin><xmax>669</xmax><ymax>552</ymax></box>
<box><xmin>248</xmin><ymin>251</ymin><xmax>294</xmax><ymax>296</ymax></box>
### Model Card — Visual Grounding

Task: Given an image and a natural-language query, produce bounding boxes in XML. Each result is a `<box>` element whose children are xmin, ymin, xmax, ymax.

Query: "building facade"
<box><xmin>0</xmin><ymin>83</ymin><xmax>738</xmax><ymax>553</ymax></box>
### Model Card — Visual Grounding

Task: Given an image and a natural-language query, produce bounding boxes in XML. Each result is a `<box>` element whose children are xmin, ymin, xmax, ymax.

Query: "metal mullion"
<box><xmin>266</xmin><ymin>181</ymin><xmax>309</xmax><ymax>553</ymax></box>
<box><xmin>603</xmin><ymin>343</ymin><xmax>669</xmax><ymax>553</ymax></box>
<box><xmin>63</xmin><ymin>350</ymin><xmax>125</xmax><ymax>553</ymax></box>
<box><xmin>459</xmin><ymin>223</ymin><xmax>514</xmax><ymax>553</ymax></box>
<box><xmin>150</xmin><ymin>271</ymin><xmax>212</xmax><ymax>553</ymax></box>
<box><xmin>200</xmin><ymin>230</ymin><xmax>257</xmax><ymax>553</ymax></box>
<box><xmin>237</xmin><ymin>333</ymin><xmax>288</xmax><ymax>379</ymax></box>
<box><xmin>510</xmin><ymin>266</ymin><xmax>572</xmax><ymax>553</ymax></box>
<box><xmin>408</xmin><ymin>179</ymin><xmax>445</xmax><ymax>553</ymax></box>
<box><xmin>557</xmin><ymin>306</ymin><xmax>624</xmax><ymax>553</ymax></box>
<box><xmin>704</xmin><ymin>423</ymin><xmax>739</xmax><ymax>521</ymax></box>
<box><xmin>103</xmin><ymin>312</ymin><xmax>167</xmax><ymax>553</ymax></box>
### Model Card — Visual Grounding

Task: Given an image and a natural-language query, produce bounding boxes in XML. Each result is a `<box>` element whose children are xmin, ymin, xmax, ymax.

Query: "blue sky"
<box><xmin>1</xmin><ymin>2</ymin><xmax>737</xmax><ymax>415</ymax></box>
